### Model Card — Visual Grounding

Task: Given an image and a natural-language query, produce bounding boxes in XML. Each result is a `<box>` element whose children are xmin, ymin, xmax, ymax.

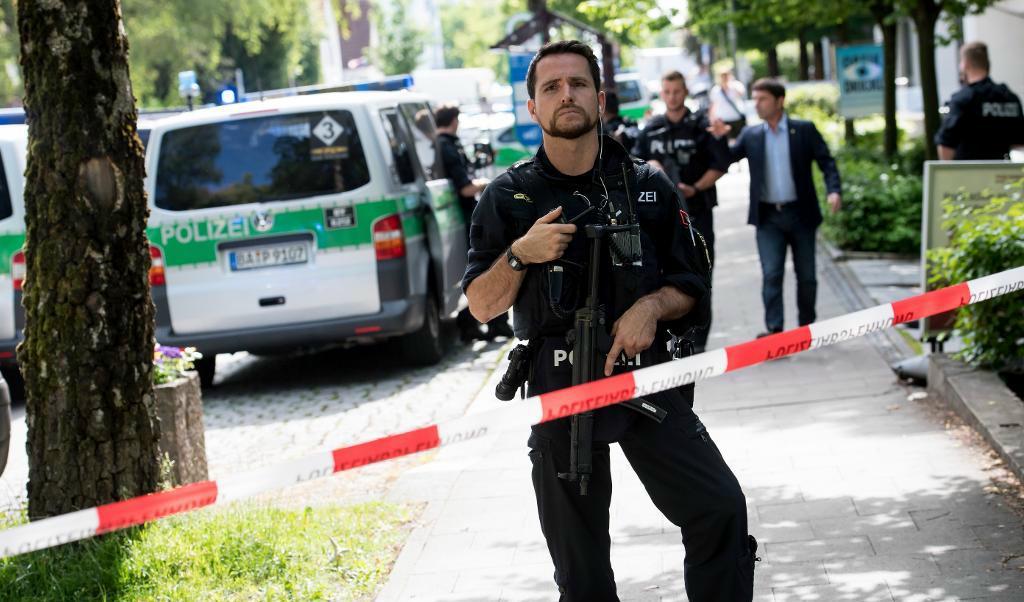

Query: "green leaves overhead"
<box><xmin>123</xmin><ymin>0</ymin><xmax>319</xmax><ymax>106</ymax></box>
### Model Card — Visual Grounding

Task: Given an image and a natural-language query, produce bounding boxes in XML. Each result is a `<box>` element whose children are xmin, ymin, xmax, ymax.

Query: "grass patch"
<box><xmin>897</xmin><ymin>327</ymin><xmax>924</xmax><ymax>356</ymax></box>
<box><xmin>0</xmin><ymin>501</ymin><xmax>415</xmax><ymax>601</ymax></box>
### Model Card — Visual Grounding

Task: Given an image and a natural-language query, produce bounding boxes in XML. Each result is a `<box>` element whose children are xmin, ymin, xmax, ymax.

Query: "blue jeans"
<box><xmin>755</xmin><ymin>203</ymin><xmax>817</xmax><ymax>331</ymax></box>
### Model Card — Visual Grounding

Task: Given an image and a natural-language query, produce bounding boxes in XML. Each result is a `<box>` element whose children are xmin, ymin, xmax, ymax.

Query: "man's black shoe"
<box><xmin>485</xmin><ymin>320</ymin><xmax>515</xmax><ymax>341</ymax></box>
<box><xmin>459</xmin><ymin>324</ymin><xmax>486</xmax><ymax>343</ymax></box>
<box><xmin>756</xmin><ymin>328</ymin><xmax>783</xmax><ymax>338</ymax></box>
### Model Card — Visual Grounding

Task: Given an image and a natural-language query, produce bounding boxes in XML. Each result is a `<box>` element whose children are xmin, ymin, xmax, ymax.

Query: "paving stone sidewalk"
<box><xmin>379</xmin><ymin>169</ymin><xmax>1024</xmax><ymax>601</ymax></box>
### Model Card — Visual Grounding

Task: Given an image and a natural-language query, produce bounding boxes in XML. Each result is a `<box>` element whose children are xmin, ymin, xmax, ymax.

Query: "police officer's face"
<box><xmin>528</xmin><ymin>53</ymin><xmax>602</xmax><ymax>140</ymax></box>
<box><xmin>661</xmin><ymin>80</ymin><xmax>687</xmax><ymax>113</ymax></box>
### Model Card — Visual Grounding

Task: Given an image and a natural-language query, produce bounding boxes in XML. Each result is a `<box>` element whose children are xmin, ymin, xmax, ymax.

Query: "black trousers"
<box><xmin>689</xmin><ymin>203</ymin><xmax>715</xmax><ymax>349</ymax></box>
<box><xmin>527</xmin><ymin>386</ymin><xmax>754</xmax><ymax>601</ymax></box>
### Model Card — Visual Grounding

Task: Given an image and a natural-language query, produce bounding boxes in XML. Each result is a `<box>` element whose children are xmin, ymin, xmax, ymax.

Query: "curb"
<box><xmin>928</xmin><ymin>354</ymin><xmax>1024</xmax><ymax>483</ymax></box>
<box><xmin>817</xmin><ymin>236</ymin><xmax>918</xmax><ymax>366</ymax></box>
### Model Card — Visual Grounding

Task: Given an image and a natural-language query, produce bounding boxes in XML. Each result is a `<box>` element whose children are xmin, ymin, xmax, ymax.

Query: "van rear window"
<box><xmin>154</xmin><ymin>110</ymin><xmax>370</xmax><ymax>211</ymax></box>
<box><xmin>0</xmin><ymin>154</ymin><xmax>12</xmax><ymax>221</ymax></box>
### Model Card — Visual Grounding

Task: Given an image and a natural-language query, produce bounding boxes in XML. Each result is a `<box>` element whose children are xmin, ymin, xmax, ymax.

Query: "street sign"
<box><xmin>509</xmin><ymin>53</ymin><xmax>542</xmax><ymax>149</ymax></box>
<box><xmin>836</xmin><ymin>45</ymin><xmax>884</xmax><ymax>119</ymax></box>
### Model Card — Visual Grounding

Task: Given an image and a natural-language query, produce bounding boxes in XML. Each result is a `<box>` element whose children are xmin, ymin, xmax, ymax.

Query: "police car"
<box><xmin>0</xmin><ymin>126</ymin><xmax>26</xmax><ymax>388</ymax></box>
<box><xmin>145</xmin><ymin>91</ymin><xmax>468</xmax><ymax>384</ymax></box>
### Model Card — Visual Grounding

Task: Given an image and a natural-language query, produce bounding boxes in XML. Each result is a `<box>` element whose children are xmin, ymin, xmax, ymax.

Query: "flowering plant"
<box><xmin>153</xmin><ymin>344</ymin><xmax>202</xmax><ymax>385</ymax></box>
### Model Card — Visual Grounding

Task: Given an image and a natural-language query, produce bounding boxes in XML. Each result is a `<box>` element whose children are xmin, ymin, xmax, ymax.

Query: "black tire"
<box><xmin>195</xmin><ymin>354</ymin><xmax>216</xmax><ymax>389</ymax></box>
<box><xmin>401</xmin><ymin>295</ymin><xmax>444</xmax><ymax>366</ymax></box>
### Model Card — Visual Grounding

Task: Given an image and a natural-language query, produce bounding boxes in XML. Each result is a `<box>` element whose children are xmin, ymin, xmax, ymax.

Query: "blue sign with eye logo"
<box><xmin>836</xmin><ymin>44</ymin><xmax>884</xmax><ymax>118</ymax></box>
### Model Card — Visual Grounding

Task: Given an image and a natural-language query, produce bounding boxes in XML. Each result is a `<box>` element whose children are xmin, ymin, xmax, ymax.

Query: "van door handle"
<box><xmin>259</xmin><ymin>296</ymin><xmax>285</xmax><ymax>307</ymax></box>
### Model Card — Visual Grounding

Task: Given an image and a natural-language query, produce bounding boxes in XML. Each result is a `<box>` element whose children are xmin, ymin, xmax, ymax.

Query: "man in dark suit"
<box><xmin>711</xmin><ymin>79</ymin><xmax>842</xmax><ymax>337</ymax></box>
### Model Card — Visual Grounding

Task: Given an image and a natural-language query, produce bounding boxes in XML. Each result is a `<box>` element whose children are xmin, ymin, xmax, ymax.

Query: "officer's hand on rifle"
<box><xmin>510</xmin><ymin>206</ymin><xmax>577</xmax><ymax>265</ymax></box>
<box><xmin>604</xmin><ymin>299</ymin><xmax>659</xmax><ymax>377</ymax></box>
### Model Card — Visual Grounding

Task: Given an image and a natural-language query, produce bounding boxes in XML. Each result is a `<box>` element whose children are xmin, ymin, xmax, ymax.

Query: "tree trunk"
<box><xmin>812</xmin><ymin>39</ymin><xmax>824</xmax><ymax>80</ymax></box>
<box><xmin>767</xmin><ymin>46</ymin><xmax>780</xmax><ymax>77</ymax></box>
<box><xmin>913</xmin><ymin>1</ymin><xmax>942</xmax><ymax>161</ymax></box>
<box><xmin>797</xmin><ymin>30</ymin><xmax>809</xmax><ymax>80</ymax></box>
<box><xmin>870</xmin><ymin>1</ymin><xmax>899</xmax><ymax>159</ymax></box>
<box><xmin>881</xmin><ymin>19</ymin><xmax>898</xmax><ymax>159</ymax></box>
<box><xmin>18</xmin><ymin>0</ymin><xmax>160</xmax><ymax>519</ymax></box>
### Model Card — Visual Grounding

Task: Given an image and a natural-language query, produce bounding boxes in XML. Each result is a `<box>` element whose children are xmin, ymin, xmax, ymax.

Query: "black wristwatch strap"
<box><xmin>506</xmin><ymin>246</ymin><xmax>527</xmax><ymax>271</ymax></box>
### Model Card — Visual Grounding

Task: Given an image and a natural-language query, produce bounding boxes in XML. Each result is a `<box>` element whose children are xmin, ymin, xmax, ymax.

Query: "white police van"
<box><xmin>145</xmin><ymin>91</ymin><xmax>468</xmax><ymax>384</ymax></box>
<box><xmin>0</xmin><ymin>126</ymin><xmax>26</xmax><ymax>380</ymax></box>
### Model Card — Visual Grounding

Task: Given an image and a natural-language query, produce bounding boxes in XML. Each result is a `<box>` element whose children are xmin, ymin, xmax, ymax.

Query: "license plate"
<box><xmin>229</xmin><ymin>243</ymin><xmax>308</xmax><ymax>271</ymax></box>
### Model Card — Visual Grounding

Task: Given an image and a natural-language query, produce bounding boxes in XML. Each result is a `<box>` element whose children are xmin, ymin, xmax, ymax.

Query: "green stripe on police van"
<box><xmin>0</xmin><ymin>233</ymin><xmax>25</xmax><ymax>276</ymax></box>
<box><xmin>148</xmin><ymin>198</ymin><xmax>404</xmax><ymax>268</ymax></box>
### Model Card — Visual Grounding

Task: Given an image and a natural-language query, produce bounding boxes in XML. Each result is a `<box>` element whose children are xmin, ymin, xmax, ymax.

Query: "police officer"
<box><xmin>936</xmin><ymin>41</ymin><xmax>1024</xmax><ymax>160</ymax></box>
<box><xmin>463</xmin><ymin>40</ymin><xmax>756</xmax><ymax>602</ymax></box>
<box><xmin>633</xmin><ymin>70</ymin><xmax>729</xmax><ymax>352</ymax></box>
<box><xmin>602</xmin><ymin>91</ymin><xmax>639</xmax><ymax>152</ymax></box>
<box><xmin>435</xmin><ymin>105</ymin><xmax>513</xmax><ymax>341</ymax></box>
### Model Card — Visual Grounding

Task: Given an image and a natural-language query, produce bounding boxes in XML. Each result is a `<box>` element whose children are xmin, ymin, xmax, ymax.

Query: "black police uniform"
<box><xmin>439</xmin><ymin>131</ymin><xmax>510</xmax><ymax>338</ymax></box>
<box><xmin>463</xmin><ymin>136</ymin><xmax>755</xmax><ymax>601</ymax></box>
<box><xmin>633</xmin><ymin>110</ymin><xmax>729</xmax><ymax>350</ymax></box>
<box><xmin>438</xmin><ymin>132</ymin><xmax>478</xmax><ymax>229</ymax></box>
<box><xmin>935</xmin><ymin>76</ymin><xmax>1024</xmax><ymax>160</ymax></box>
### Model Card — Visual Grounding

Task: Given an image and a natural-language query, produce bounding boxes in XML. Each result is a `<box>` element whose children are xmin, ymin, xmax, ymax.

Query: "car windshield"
<box><xmin>154</xmin><ymin>110</ymin><xmax>370</xmax><ymax>211</ymax></box>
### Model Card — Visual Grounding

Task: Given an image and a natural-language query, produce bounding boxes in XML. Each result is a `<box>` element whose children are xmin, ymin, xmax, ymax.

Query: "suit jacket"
<box><xmin>728</xmin><ymin>115</ymin><xmax>841</xmax><ymax>228</ymax></box>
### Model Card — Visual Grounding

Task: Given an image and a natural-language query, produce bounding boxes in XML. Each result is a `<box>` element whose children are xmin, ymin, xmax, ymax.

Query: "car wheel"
<box><xmin>195</xmin><ymin>354</ymin><xmax>216</xmax><ymax>389</ymax></box>
<box><xmin>401</xmin><ymin>295</ymin><xmax>444</xmax><ymax>366</ymax></box>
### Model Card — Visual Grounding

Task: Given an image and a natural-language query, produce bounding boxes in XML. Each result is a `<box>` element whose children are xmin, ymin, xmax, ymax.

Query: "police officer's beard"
<box><xmin>542</xmin><ymin>107</ymin><xmax>598</xmax><ymax>139</ymax></box>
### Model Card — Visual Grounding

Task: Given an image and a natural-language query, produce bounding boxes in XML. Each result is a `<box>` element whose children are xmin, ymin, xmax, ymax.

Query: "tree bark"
<box><xmin>812</xmin><ymin>39</ymin><xmax>824</xmax><ymax>80</ymax></box>
<box><xmin>881</xmin><ymin>19</ymin><xmax>898</xmax><ymax>158</ymax></box>
<box><xmin>18</xmin><ymin>0</ymin><xmax>160</xmax><ymax>519</ymax></box>
<box><xmin>797</xmin><ymin>30</ymin><xmax>809</xmax><ymax>81</ymax></box>
<box><xmin>767</xmin><ymin>46</ymin><xmax>780</xmax><ymax>77</ymax></box>
<box><xmin>913</xmin><ymin>0</ymin><xmax>943</xmax><ymax>161</ymax></box>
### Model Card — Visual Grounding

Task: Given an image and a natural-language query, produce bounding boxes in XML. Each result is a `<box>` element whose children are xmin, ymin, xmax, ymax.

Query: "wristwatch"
<box><xmin>506</xmin><ymin>245</ymin><xmax>527</xmax><ymax>271</ymax></box>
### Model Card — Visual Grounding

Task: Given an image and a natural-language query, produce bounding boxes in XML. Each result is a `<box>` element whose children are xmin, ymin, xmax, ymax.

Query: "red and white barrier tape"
<box><xmin>2</xmin><ymin>266</ymin><xmax>1022</xmax><ymax>559</ymax></box>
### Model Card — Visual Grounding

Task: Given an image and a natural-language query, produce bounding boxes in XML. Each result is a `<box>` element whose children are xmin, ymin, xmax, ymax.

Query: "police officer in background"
<box><xmin>601</xmin><ymin>91</ymin><xmax>639</xmax><ymax>152</ymax></box>
<box><xmin>463</xmin><ymin>40</ymin><xmax>756</xmax><ymax>601</ymax></box>
<box><xmin>936</xmin><ymin>41</ymin><xmax>1024</xmax><ymax>160</ymax></box>
<box><xmin>633</xmin><ymin>70</ymin><xmax>729</xmax><ymax>352</ymax></box>
<box><xmin>435</xmin><ymin>105</ymin><xmax>513</xmax><ymax>341</ymax></box>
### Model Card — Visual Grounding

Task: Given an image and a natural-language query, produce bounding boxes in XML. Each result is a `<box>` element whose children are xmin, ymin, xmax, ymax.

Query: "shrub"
<box><xmin>927</xmin><ymin>184</ymin><xmax>1024</xmax><ymax>372</ymax></box>
<box><xmin>785</xmin><ymin>82</ymin><xmax>839</xmax><ymax>121</ymax></box>
<box><xmin>816</xmin><ymin>150</ymin><xmax>923</xmax><ymax>254</ymax></box>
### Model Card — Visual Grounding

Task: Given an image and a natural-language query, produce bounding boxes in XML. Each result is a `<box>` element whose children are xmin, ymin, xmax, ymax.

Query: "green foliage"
<box><xmin>816</xmin><ymin>147</ymin><xmax>923</xmax><ymax>255</ymax></box>
<box><xmin>742</xmin><ymin>44</ymin><xmax>800</xmax><ymax>82</ymax></box>
<box><xmin>440</xmin><ymin>0</ymin><xmax>513</xmax><ymax>82</ymax></box>
<box><xmin>928</xmin><ymin>183</ymin><xmax>1024</xmax><ymax>371</ymax></box>
<box><xmin>785</xmin><ymin>82</ymin><xmax>839</xmax><ymax>121</ymax></box>
<box><xmin>123</xmin><ymin>0</ymin><xmax>319</xmax><ymax>106</ymax></box>
<box><xmin>368</xmin><ymin>0</ymin><xmax>425</xmax><ymax>76</ymax></box>
<box><xmin>0</xmin><ymin>501</ymin><xmax>415</xmax><ymax>601</ymax></box>
<box><xmin>0</xmin><ymin>0</ymin><xmax>19</xmax><ymax>106</ymax></box>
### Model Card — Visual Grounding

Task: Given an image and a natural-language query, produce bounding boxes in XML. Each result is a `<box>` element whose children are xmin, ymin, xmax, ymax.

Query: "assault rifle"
<box><xmin>558</xmin><ymin>222</ymin><xmax>642</xmax><ymax>495</ymax></box>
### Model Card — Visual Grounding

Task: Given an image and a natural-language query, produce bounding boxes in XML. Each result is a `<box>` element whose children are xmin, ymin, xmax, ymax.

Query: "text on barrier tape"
<box><xmin>1</xmin><ymin>266</ymin><xmax>1021</xmax><ymax>559</ymax></box>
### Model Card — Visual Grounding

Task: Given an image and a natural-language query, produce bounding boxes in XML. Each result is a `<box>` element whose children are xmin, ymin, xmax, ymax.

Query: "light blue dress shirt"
<box><xmin>763</xmin><ymin>114</ymin><xmax>798</xmax><ymax>204</ymax></box>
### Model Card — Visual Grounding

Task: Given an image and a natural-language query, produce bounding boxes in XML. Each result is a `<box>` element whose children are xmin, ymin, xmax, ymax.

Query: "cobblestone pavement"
<box><xmin>0</xmin><ymin>333</ymin><xmax>508</xmax><ymax>513</ymax></box>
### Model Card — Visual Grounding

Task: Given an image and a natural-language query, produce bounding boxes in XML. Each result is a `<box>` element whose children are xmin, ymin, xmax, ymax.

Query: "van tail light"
<box><xmin>149</xmin><ymin>245</ymin><xmax>166</xmax><ymax>286</ymax></box>
<box><xmin>11</xmin><ymin>250</ymin><xmax>25</xmax><ymax>291</ymax></box>
<box><xmin>373</xmin><ymin>215</ymin><xmax>405</xmax><ymax>260</ymax></box>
